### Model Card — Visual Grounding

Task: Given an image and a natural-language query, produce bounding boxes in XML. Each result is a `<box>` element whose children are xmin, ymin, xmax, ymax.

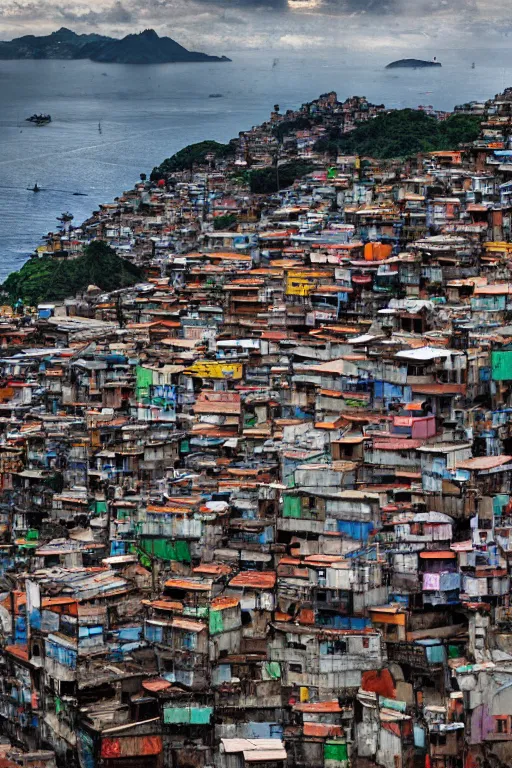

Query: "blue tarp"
<box><xmin>337</xmin><ymin>520</ymin><xmax>374</xmax><ymax>542</ymax></box>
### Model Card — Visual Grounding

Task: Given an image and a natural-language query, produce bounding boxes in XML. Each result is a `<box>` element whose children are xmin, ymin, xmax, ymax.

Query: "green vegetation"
<box><xmin>314</xmin><ymin>110</ymin><xmax>482</xmax><ymax>159</ymax></box>
<box><xmin>2</xmin><ymin>241</ymin><xmax>142</xmax><ymax>306</ymax></box>
<box><xmin>248</xmin><ymin>160</ymin><xmax>315</xmax><ymax>194</ymax></box>
<box><xmin>151</xmin><ymin>140</ymin><xmax>235</xmax><ymax>180</ymax></box>
<box><xmin>213</xmin><ymin>213</ymin><xmax>237</xmax><ymax>231</ymax></box>
<box><xmin>273</xmin><ymin>116</ymin><xmax>313</xmax><ymax>142</ymax></box>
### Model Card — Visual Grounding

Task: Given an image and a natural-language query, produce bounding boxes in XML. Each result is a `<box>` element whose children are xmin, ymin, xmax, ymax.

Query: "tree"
<box><xmin>314</xmin><ymin>110</ymin><xmax>482</xmax><ymax>160</ymax></box>
<box><xmin>2</xmin><ymin>241</ymin><xmax>142</xmax><ymax>306</ymax></box>
<box><xmin>248</xmin><ymin>161</ymin><xmax>315</xmax><ymax>194</ymax></box>
<box><xmin>150</xmin><ymin>140</ymin><xmax>235</xmax><ymax>180</ymax></box>
<box><xmin>213</xmin><ymin>213</ymin><xmax>237</xmax><ymax>231</ymax></box>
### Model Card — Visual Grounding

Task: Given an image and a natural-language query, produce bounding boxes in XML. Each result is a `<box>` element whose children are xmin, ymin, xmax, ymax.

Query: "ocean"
<box><xmin>0</xmin><ymin>47</ymin><xmax>511</xmax><ymax>281</ymax></box>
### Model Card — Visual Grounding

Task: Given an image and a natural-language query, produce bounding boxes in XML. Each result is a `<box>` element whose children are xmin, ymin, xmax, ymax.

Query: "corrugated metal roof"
<box><xmin>243</xmin><ymin>750</ymin><xmax>287</xmax><ymax>762</ymax></box>
<box><xmin>164</xmin><ymin>578</ymin><xmax>212</xmax><ymax>591</ymax></box>
<box><xmin>372</xmin><ymin>439</ymin><xmax>423</xmax><ymax>451</ymax></box>
<box><xmin>229</xmin><ymin>570</ymin><xmax>276</xmax><ymax>590</ymax></box>
<box><xmin>456</xmin><ymin>455</ymin><xmax>512</xmax><ymax>471</ymax></box>
<box><xmin>294</xmin><ymin>701</ymin><xmax>341</xmax><ymax>713</ymax></box>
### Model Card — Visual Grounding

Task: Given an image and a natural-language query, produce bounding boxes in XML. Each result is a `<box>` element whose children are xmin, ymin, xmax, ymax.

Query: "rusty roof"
<box><xmin>455</xmin><ymin>455</ymin><xmax>512</xmax><ymax>471</ymax></box>
<box><xmin>229</xmin><ymin>570</ymin><xmax>277</xmax><ymax>590</ymax></box>
<box><xmin>4</xmin><ymin>644</ymin><xmax>29</xmax><ymax>662</ymax></box>
<box><xmin>164</xmin><ymin>578</ymin><xmax>212</xmax><ymax>592</ymax></box>
<box><xmin>372</xmin><ymin>439</ymin><xmax>423</xmax><ymax>451</ymax></box>
<box><xmin>142</xmin><ymin>678</ymin><xmax>172</xmax><ymax>693</ymax></box>
<box><xmin>211</xmin><ymin>596</ymin><xmax>240</xmax><ymax>611</ymax></box>
<box><xmin>293</xmin><ymin>701</ymin><xmax>342</xmax><ymax>713</ymax></box>
<box><xmin>411</xmin><ymin>383</ymin><xmax>466</xmax><ymax>395</ymax></box>
<box><xmin>194</xmin><ymin>390</ymin><xmax>241</xmax><ymax>415</ymax></box>
<box><xmin>302</xmin><ymin>723</ymin><xmax>344</xmax><ymax>738</ymax></box>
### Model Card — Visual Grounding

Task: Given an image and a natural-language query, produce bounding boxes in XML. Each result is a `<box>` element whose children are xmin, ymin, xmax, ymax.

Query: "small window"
<box><xmin>496</xmin><ymin>718</ymin><xmax>508</xmax><ymax>734</ymax></box>
<box><xmin>362</xmin><ymin>637</ymin><xmax>370</xmax><ymax>649</ymax></box>
<box><xmin>241</xmin><ymin>610</ymin><xmax>252</xmax><ymax>626</ymax></box>
<box><xmin>289</xmin><ymin>663</ymin><xmax>302</xmax><ymax>673</ymax></box>
<box><xmin>326</xmin><ymin>639</ymin><xmax>347</xmax><ymax>655</ymax></box>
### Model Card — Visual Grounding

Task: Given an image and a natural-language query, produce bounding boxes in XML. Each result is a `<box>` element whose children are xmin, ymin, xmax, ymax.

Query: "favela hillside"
<box><xmin>1</xmin><ymin>87</ymin><xmax>512</xmax><ymax>768</ymax></box>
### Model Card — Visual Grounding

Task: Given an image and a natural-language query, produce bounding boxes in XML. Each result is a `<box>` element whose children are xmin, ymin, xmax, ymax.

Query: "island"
<box><xmin>386</xmin><ymin>58</ymin><xmax>442</xmax><ymax>69</ymax></box>
<box><xmin>0</xmin><ymin>27</ymin><xmax>231</xmax><ymax>65</ymax></box>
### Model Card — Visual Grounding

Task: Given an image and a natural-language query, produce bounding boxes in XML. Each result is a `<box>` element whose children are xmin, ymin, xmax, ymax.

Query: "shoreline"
<box><xmin>3</xmin><ymin>87</ymin><xmax>484</xmax><ymax>291</ymax></box>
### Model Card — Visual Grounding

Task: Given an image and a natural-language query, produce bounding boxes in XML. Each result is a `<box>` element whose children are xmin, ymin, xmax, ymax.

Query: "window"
<box><xmin>325</xmin><ymin>639</ymin><xmax>347</xmax><ymax>655</ymax></box>
<box><xmin>59</xmin><ymin>681</ymin><xmax>75</xmax><ymax>697</ymax></box>
<box><xmin>241</xmin><ymin>610</ymin><xmax>253</xmax><ymax>626</ymax></box>
<box><xmin>496</xmin><ymin>717</ymin><xmax>509</xmax><ymax>735</ymax></box>
<box><xmin>362</xmin><ymin>637</ymin><xmax>370</xmax><ymax>649</ymax></box>
<box><xmin>182</xmin><ymin>632</ymin><xmax>197</xmax><ymax>650</ymax></box>
<box><xmin>289</xmin><ymin>663</ymin><xmax>302</xmax><ymax>673</ymax></box>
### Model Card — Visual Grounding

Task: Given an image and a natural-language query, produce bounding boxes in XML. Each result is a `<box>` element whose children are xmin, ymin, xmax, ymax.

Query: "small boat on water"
<box><xmin>208</xmin><ymin>93</ymin><xmax>223</xmax><ymax>98</ymax></box>
<box><xmin>26</xmin><ymin>113</ymin><xmax>52</xmax><ymax>126</ymax></box>
<box><xmin>26</xmin><ymin>183</ymin><xmax>88</xmax><ymax>197</ymax></box>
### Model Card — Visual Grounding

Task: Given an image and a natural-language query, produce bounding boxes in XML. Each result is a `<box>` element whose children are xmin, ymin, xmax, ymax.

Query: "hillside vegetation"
<box><xmin>2</xmin><ymin>241</ymin><xmax>142</xmax><ymax>305</ymax></box>
<box><xmin>248</xmin><ymin>161</ymin><xmax>315</xmax><ymax>194</ymax></box>
<box><xmin>151</xmin><ymin>140</ymin><xmax>235</xmax><ymax>180</ymax></box>
<box><xmin>315</xmin><ymin>110</ymin><xmax>482</xmax><ymax>159</ymax></box>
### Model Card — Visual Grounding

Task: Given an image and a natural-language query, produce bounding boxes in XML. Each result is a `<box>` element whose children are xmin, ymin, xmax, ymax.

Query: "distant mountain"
<box><xmin>0</xmin><ymin>28</ymin><xmax>109</xmax><ymax>59</ymax></box>
<box><xmin>386</xmin><ymin>58</ymin><xmax>442</xmax><ymax>69</ymax></box>
<box><xmin>0</xmin><ymin>27</ymin><xmax>231</xmax><ymax>64</ymax></box>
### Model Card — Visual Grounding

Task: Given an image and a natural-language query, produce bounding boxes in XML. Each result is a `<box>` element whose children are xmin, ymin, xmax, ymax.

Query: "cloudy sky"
<box><xmin>0</xmin><ymin>0</ymin><xmax>509</xmax><ymax>54</ymax></box>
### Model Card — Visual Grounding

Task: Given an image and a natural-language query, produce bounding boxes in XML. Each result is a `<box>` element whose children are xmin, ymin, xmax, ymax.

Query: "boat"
<box><xmin>208</xmin><ymin>93</ymin><xmax>223</xmax><ymax>99</ymax></box>
<box><xmin>26</xmin><ymin>113</ymin><xmax>52</xmax><ymax>126</ymax></box>
<box><xmin>471</xmin><ymin>62</ymin><xmax>475</xmax><ymax>69</ymax></box>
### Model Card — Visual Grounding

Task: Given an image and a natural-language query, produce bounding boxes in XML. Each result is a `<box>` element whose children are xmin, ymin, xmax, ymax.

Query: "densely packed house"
<box><xmin>2</xmin><ymin>88</ymin><xmax>512</xmax><ymax>768</ymax></box>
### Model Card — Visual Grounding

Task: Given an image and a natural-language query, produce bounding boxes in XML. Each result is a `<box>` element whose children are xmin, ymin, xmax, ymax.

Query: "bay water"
<box><xmin>1</xmin><ymin>47</ymin><xmax>511</xmax><ymax>280</ymax></box>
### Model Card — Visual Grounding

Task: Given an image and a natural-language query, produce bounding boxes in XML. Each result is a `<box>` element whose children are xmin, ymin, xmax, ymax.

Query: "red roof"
<box><xmin>372</xmin><ymin>439</ymin><xmax>423</xmax><ymax>451</ymax></box>
<box><xmin>261</xmin><ymin>331</ymin><xmax>289</xmax><ymax>340</ymax></box>
<box><xmin>211</xmin><ymin>596</ymin><xmax>240</xmax><ymax>611</ymax></box>
<box><xmin>294</xmin><ymin>701</ymin><xmax>341</xmax><ymax>713</ymax></box>
<box><xmin>4</xmin><ymin>644</ymin><xmax>29</xmax><ymax>662</ymax></box>
<box><xmin>411</xmin><ymin>383</ymin><xmax>466</xmax><ymax>395</ymax></box>
<box><xmin>194</xmin><ymin>390</ymin><xmax>241</xmax><ymax>415</ymax></box>
<box><xmin>420</xmin><ymin>550</ymin><xmax>456</xmax><ymax>559</ymax></box>
<box><xmin>164</xmin><ymin>578</ymin><xmax>211</xmax><ymax>591</ymax></box>
<box><xmin>145</xmin><ymin>599</ymin><xmax>184</xmax><ymax>612</ymax></box>
<box><xmin>303</xmin><ymin>723</ymin><xmax>344</xmax><ymax>738</ymax></box>
<box><xmin>229</xmin><ymin>570</ymin><xmax>277</xmax><ymax>590</ymax></box>
<box><xmin>142</xmin><ymin>678</ymin><xmax>172</xmax><ymax>693</ymax></box>
<box><xmin>456</xmin><ymin>455</ymin><xmax>512</xmax><ymax>471</ymax></box>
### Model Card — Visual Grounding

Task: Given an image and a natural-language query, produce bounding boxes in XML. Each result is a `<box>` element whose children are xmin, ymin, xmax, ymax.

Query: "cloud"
<box><xmin>0</xmin><ymin>0</ymin><xmax>503</xmax><ymax>55</ymax></box>
<box><xmin>56</xmin><ymin>1</ymin><xmax>133</xmax><ymax>25</ymax></box>
<box><xmin>278</xmin><ymin>32</ymin><xmax>324</xmax><ymax>46</ymax></box>
<box><xmin>287</xmin><ymin>0</ymin><xmax>477</xmax><ymax>15</ymax></box>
